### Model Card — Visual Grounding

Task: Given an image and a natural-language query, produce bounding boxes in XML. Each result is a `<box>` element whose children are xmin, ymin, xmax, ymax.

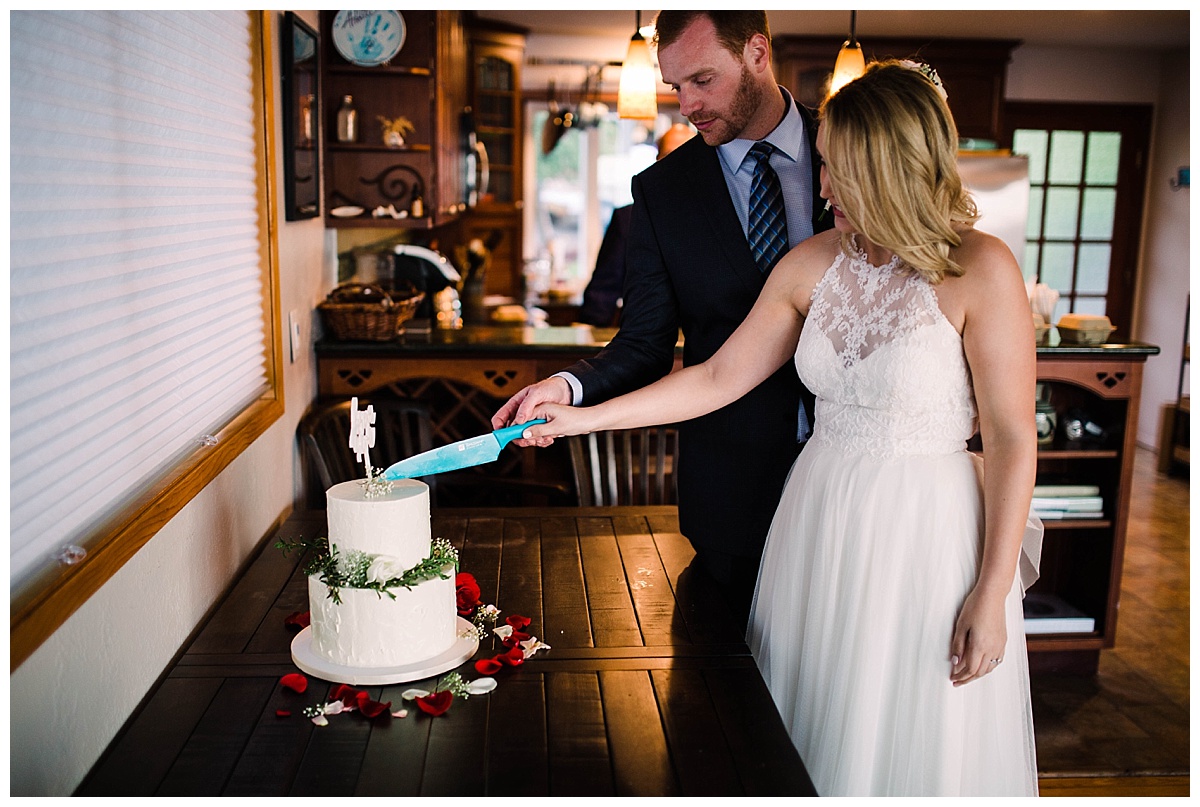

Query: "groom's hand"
<box><xmin>491</xmin><ymin>376</ymin><xmax>572</xmax><ymax>447</ymax></box>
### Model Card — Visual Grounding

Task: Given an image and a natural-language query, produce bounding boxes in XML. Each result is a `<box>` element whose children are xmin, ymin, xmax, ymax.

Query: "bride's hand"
<box><xmin>949</xmin><ymin>587</ymin><xmax>1008</xmax><ymax>686</ymax></box>
<box><xmin>521</xmin><ymin>402</ymin><xmax>595</xmax><ymax>441</ymax></box>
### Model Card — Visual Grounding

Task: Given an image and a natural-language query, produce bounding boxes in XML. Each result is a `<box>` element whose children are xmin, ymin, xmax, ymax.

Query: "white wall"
<box><xmin>9</xmin><ymin>10</ymin><xmax>332</xmax><ymax>796</ymax></box>
<box><xmin>1132</xmin><ymin>48</ymin><xmax>1191</xmax><ymax>449</ymax></box>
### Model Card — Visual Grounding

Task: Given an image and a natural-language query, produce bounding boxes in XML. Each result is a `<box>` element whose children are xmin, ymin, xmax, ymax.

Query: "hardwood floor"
<box><xmin>1033</xmin><ymin>447</ymin><xmax>1190</xmax><ymax>797</ymax></box>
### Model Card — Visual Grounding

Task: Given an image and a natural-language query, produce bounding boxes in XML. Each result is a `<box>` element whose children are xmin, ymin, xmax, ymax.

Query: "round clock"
<box><xmin>332</xmin><ymin>11</ymin><xmax>406</xmax><ymax>67</ymax></box>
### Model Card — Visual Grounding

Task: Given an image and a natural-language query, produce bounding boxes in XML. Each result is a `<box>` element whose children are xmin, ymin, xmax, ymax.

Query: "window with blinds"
<box><xmin>10</xmin><ymin>12</ymin><xmax>279</xmax><ymax>598</ymax></box>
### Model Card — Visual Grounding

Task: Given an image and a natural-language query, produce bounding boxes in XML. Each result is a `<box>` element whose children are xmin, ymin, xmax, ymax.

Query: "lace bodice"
<box><xmin>797</xmin><ymin>244</ymin><xmax>977</xmax><ymax>457</ymax></box>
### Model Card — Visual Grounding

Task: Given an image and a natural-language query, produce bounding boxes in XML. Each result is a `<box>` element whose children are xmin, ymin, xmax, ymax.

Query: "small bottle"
<box><xmin>336</xmin><ymin>95</ymin><xmax>358</xmax><ymax>143</ymax></box>
<box><xmin>409</xmin><ymin>191</ymin><xmax>424</xmax><ymax>218</ymax></box>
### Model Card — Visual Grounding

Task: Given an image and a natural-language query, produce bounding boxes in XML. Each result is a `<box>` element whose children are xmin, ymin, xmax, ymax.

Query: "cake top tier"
<box><xmin>327</xmin><ymin>478</ymin><xmax>431</xmax><ymax>565</ymax></box>
<box><xmin>328</xmin><ymin>477</ymin><xmax>428</xmax><ymax>505</ymax></box>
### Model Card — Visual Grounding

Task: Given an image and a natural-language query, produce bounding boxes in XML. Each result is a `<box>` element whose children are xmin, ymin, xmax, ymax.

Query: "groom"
<box><xmin>494</xmin><ymin>11</ymin><xmax>831</xmax><ymax>627</ymax></box>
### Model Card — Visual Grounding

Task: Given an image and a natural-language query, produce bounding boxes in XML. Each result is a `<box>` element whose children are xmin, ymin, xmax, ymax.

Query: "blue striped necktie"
<box><xmin>747</xmin><ymin>141</ymin><xmax>788</xmax><ymax>274</ymax></box>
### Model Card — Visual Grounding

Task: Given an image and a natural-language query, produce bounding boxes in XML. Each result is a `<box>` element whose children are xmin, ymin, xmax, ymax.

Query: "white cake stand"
<box><xmin>290</xmin><ymin>617</ymin><xmax>480</xmax><ymax>686</ymax></box>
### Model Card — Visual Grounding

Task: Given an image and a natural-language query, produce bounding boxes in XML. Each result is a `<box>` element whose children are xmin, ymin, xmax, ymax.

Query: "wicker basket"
<box><xmin>318</xmin><ymin>283</ymin><xmax>424</xmax><ymax>341</ymax></box>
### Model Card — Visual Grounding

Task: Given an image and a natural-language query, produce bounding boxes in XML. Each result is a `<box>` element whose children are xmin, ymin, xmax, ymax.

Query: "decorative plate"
<box><xmin>332</xmin><ymin>11</ymin><xmax>406</xmax><ymax>67</ymax></box>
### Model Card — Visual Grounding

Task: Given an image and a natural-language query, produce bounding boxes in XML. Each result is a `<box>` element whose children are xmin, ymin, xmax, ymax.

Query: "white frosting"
<box><xmin>308</xmin><ymin>571</ymin><xmax>457</xmax><ymax>668</ymax></box>
<box><xmin>326</xmin><ymin>478</ymin><xmax>430</xmax><ymax>566</ymax></box>
<box><xmin>310</xmin><ymin>477</ymin><xmax>457</xmax><ymax>669</ymax></box>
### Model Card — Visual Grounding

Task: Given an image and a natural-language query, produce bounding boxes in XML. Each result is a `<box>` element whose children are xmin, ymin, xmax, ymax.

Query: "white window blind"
<box><xmin>10</xmin><ymin>11</ymin><xmax>269</xmax><ymax>589</ymax></box>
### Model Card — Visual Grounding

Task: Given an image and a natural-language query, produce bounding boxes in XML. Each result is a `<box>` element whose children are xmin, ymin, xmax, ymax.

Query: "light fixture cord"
<box><xmin>849</xmin><ymin>11</ymin><xmax>858</xmax><ymax>47</ymax></box>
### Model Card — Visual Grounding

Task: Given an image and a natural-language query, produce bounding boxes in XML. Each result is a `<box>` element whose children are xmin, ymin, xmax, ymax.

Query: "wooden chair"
<box><xmin>566</xmin><ymin>427</ymin><xmax>680</xmax><ymax>506</ymax></box>
<box><xmin>298</xmin><ymin>396</ymin><xmax>575</xmax><ymax>508</ymax></box>
<box><xmin>298</xmin><ymin>397</ymin><xmax>438</xmax><ymax>505</ymax></box>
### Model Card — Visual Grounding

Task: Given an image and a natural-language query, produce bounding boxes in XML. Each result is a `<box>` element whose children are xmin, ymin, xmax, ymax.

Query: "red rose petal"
<box><xmin>502</xmin><ymin>630</ymin><xmax>531</xmax><ymax>648</ymax></box>
<box><xmin>474</xmin><ymin>657</ymin><xmax>503</xmax><ymax>675</ymax></box>
<box><xmin>416</xmin><ymin>690</ymin><xmax>454</xmax><ymax>716</ymax></box>
<box><xmin>275</xmin><ymin>710</ymin><xmax>291</xmax><ymax>718</ymax></box>
<box><xmin>284</xmin><ymin>610</ymin><xmax>310</xmax><ymax>629</ymax></box>
<box><xmin>505</xmin><ymin>614</ymin><xmax>531</xmax><ymax>631</ymax></box>
<box><xmin>359</xmin><ymin>698</ymin><xmax>393</xmax><ymax>718</ymax></box>
<box><xmin>499</xmin><ymin>645</ymin><xmax>525</xmax><ymax>666</ymax></box>
<box><xmin>280</xmin><ymin>673</ymin><xmax>308</xmax><ymax>693</ymax></box>
<box><xmin>330</xmin><ymin>683</ymin><xmax>365</xmax><ymax>707</ymax></box>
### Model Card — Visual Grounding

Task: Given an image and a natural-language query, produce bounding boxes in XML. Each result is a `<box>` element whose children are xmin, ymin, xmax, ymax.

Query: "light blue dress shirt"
<box><xmin>717</xmin><ymin>86</ymin><xmax>814</xmax><ymax>249</ymax></box>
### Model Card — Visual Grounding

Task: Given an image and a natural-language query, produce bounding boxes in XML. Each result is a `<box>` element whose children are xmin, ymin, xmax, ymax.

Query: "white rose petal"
<box><xmin>466</xmin><ymin>677</ymin><xmax>498</xmax><ymax>695</ymax></box>
<box><xmin>401</xmin><ymin>688</ymin><xmax>430</xmax><ymax>700</ymax></box>
<box><xmin>493</xmin><ymin>625</ymin><xmax>513</xmax><ymax>639</ymax></box>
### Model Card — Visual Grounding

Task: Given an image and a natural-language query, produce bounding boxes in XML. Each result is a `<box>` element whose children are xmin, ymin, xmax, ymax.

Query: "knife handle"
<box><xmin>493</xmin><ymin>418</ymin><xmax>546</xmax><ymax>449</ymax></box>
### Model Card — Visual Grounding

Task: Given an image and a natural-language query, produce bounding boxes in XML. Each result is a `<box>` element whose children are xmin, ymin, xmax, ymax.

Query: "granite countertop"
<box><xmin>315</xmin><ymin>325</ymin><xmax>1158</xmax><ymax>357</ymax></box>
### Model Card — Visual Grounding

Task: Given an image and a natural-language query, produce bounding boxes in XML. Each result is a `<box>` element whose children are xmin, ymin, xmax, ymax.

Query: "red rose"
<box><xmin>455</xmin><ymin>572</ymin><xmax>481</xmax><ymax>616</ymax></box>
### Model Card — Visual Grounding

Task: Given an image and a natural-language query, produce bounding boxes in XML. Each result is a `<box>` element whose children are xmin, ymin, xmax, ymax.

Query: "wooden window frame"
<box><xmin>10</xmin><ymin>11</ymin><xmax>285</xmax><ymax>671</ymax></box>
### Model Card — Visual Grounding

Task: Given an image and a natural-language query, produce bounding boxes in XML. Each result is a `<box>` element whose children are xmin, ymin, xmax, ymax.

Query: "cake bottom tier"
<box><xmin>308</xmin><ymin>570</ymin><xmax>458</xmax><ymax>669</ymax></box>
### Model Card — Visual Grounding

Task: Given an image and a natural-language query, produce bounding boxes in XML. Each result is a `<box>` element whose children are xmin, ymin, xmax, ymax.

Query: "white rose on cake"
<box><xmin>365</xmin><ymin>554</ymin><xmax>409</xmax><ymax>584</ymax></box>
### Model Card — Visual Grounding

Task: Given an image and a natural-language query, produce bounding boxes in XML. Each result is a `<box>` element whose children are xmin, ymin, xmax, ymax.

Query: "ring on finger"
<box><xmin>988</xmin><ymin>658</ymin><xmax>1002</xmax><ymax>665</ymax></box>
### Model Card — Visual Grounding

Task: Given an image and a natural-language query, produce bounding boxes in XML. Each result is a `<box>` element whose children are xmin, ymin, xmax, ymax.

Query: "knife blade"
<box><xmin>382</xmin><ymin>419</ymin><xmax>546</xmax><ymax>480</ymax></box>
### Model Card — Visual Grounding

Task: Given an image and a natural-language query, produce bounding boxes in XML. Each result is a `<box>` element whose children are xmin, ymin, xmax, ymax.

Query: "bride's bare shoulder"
<box><xmin>780</xmin><ymin>229</ymin><xmax>841</xmax><ymax>277</ymax></box>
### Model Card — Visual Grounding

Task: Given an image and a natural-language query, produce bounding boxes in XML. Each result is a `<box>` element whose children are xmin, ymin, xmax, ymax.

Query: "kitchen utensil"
<box><xmin>383</xmin><ymin>420</ymin><xmax>546</xmax><ymax>480</ymax></box>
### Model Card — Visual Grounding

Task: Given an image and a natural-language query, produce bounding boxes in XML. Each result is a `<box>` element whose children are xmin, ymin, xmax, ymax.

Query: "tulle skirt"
<box><xmin>747</xmin><ymin>441</ymin><xmax>1038</xmax><ymax>796</ymax></box>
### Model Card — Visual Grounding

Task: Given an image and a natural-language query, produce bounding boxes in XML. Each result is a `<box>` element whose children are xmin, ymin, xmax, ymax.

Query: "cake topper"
<box><xmin>348</xmin><ymin>396</ymin><xmax>393</xmax><ymax>497</ymax></box>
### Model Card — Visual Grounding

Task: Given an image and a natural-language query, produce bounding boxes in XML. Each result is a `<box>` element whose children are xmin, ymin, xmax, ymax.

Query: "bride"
<box><xmin>523</xmin><ymin>60</ymin><xmax>1040</xmax><ymax>796</ymax></box>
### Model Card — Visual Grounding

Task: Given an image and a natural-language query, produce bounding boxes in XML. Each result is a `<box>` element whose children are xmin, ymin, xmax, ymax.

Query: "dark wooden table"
<box><xmin>78</xmin><ymin>507</ymin><xmax>815</xmax><ymax>796</ymax></box>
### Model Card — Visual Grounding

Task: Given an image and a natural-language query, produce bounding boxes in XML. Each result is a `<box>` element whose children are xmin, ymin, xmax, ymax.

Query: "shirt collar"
<box><xmin>719</xmin><ymin>86</ymin><xmax>807</xmax><ymax>172</ymax></box>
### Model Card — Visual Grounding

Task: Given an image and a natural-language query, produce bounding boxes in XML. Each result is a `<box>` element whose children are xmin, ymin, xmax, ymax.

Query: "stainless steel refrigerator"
<box><xmin>958</xmin><ymin>153</ymin><xmax>1031</xmax><ymax>277</ymax></box>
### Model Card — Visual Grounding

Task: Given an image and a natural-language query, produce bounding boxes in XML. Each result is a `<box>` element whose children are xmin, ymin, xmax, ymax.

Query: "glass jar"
<box><xmin>336</xmin><ymin>95</ymin><xmax>358</xmax><ymax>143</ymax></box>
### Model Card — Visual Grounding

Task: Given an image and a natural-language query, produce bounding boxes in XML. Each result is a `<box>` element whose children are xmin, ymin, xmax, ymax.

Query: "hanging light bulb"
<box><xmin>618</xmin><ymin>11</ymin><xmax>657</xmax><ymax>120</ymax></box>
<box><xmin>829</xmin><ymin>11</ymin><xmax>865</xmax><ymax>97</ymax></box>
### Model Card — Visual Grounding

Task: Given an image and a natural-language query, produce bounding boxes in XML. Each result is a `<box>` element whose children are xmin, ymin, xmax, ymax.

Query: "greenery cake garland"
<box><xmin>277</xmin><ymin>534</ymin><xmax>459</xmax><ymax>605</ymax></box>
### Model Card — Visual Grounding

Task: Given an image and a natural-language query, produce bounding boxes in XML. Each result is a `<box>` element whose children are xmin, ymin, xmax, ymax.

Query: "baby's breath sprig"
<box><xmin>359</xmin><ymin>464</ymin><xmax>393</xmax><ymax>498</ymax></box>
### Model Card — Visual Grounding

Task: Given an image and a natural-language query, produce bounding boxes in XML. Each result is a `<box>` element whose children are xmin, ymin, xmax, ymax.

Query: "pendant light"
<box><xmin>829</xmin><ymin>11</ymin><xmax>865</xmax><ymax>97</ymax></box>
<box><xmin>618</xmin><ymin>11</ymin><xmax>657</xmax><ymax>120</ymax></box>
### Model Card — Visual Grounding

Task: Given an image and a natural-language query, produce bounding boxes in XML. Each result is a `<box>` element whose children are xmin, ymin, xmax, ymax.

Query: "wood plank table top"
<box><xmin>78</xmin><ymin>507</ymin><xmax>815</xmax><ymax>797</ymax></box>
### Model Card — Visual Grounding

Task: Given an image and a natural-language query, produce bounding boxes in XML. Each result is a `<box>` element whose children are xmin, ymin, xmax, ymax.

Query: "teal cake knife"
<box><xmin>382</xmin><ymin>419</ymin><xmax>546</xmax><ymax>480</ymax></box>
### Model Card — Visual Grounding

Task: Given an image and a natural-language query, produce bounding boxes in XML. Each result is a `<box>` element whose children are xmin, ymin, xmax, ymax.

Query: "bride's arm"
<box><xmin>523</xmin><ymin>242</ymin><xmax>822</xmax><ymax>439</ymax></box>
<box><xmin>948</xmin><ymin>233</ymin><xmax>1039</xmax><ymax>686</ymax></box>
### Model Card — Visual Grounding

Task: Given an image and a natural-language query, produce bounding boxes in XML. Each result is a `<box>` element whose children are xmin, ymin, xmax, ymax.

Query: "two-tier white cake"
<box><xmin>290</xmin><ymin>477</ymin><xmax>477</xmax><ymax>684</ymax></box>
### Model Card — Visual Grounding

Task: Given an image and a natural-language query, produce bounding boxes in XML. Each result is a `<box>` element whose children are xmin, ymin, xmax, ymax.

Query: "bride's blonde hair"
<box><xmin>819</xmin><ymin>60</ymin><xmax>978</xmax><ymax>282</ymax></box>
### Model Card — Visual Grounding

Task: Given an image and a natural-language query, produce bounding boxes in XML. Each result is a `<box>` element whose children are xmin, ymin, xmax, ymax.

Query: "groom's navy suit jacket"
<box><xmin>564</xmin><ymin>103</ymin><xmax>831</xmax><ymax>563</ymax></box>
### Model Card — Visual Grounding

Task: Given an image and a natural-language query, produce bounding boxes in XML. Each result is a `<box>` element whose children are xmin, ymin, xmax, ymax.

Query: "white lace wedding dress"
<box><xmin>747</xmin><ymin>244</ymin><xmax>1040</xmax><ymax>796</ymax></box>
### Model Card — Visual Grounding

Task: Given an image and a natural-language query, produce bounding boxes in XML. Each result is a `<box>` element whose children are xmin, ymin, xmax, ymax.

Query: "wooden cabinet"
<box><xmin>1027</xmin><ymin>347</ymin><xmax>1157</xmax><ymax>674</ymax></box>
<box><xmin>444</xmin><ymin>20</ymin><xmax>527</xmax><ymax>298</ymax></box>
<box><xmin>319</xmin><ymin>11</ymin><xmax>468</xmax><ymax>229</ymax></box>
<box><xmin>773</xmin><ymin>37</ymin><xmax>1018</xmax><ymax>142</ymax></box>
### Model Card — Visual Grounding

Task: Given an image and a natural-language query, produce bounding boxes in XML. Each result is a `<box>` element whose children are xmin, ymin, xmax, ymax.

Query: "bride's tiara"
<box><xmin>898</xmin><ymin>59</ymin><xmax>948</xmax><ymax>101</ymax></box>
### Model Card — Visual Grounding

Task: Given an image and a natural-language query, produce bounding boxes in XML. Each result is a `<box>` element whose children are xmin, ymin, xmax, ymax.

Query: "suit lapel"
<box><xmin>684</xmin><ymin>143</ymin><xmax>765</xmax><ymax>292</ymax></box>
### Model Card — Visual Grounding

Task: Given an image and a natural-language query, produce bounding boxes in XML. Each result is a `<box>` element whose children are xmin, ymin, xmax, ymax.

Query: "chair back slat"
<box><xmin>566</xmin><ymin>426</ymin><xmax>679</xmax><ymax>507</ymax></box>
<box><xmin>297</xmin><ymin>397</ymin><xmax>437</xmax><ymax>505</ymax></box>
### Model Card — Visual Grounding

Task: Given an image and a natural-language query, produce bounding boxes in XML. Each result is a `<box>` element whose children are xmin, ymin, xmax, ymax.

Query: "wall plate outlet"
<box><xmin>289</xmin><ymin>310</ymin><xmax>301</xmax><ymax>363</ymax></box>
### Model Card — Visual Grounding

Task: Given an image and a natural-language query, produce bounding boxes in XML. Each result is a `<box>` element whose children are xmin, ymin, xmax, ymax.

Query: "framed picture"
<box><xmin>282</xmin><ymin>12</ymin><xmax>320</xmax><ymax>220</ymax></box>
